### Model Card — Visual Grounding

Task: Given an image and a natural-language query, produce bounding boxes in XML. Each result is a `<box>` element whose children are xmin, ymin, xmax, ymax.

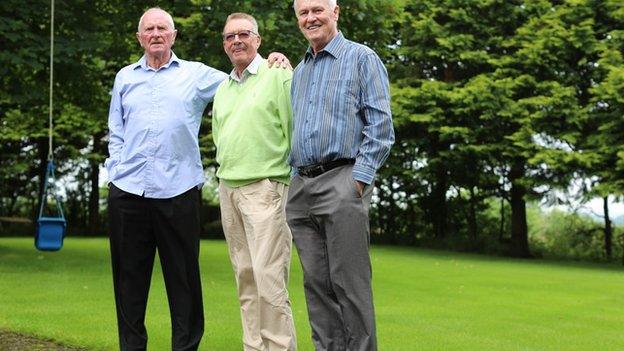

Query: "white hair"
<box><xmin>293</xmin><ymin>0</ymin><xmax>337</xmax><ymax>12</ymax></box>
<box><xmin>137</xmin><ymin>7</ymin><xmax>175</xmax><ymax>32</ymax></box>
<box><xmin>224</xmin><ymin>12</ymin><xmax>259</xmax><ymax>35</ymax></box>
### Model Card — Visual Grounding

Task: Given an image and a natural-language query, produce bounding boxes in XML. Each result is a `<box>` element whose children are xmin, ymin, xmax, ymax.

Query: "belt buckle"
<box><xmin>301</xmin><ymin>164</ymin><xmax>322</xmax><ymax>177</ymax></box>
<box><xmin>309</xmin><ymin>164</ymin><xmax>322</xmax><ymax>177</ymax></box>
<box><xmin>316</xmin><ymin>164</ymin><xmax>325</xmax><ymax>176</ymax></box>
<box><xmin>300</xmin><ymin>166</ymin><xmax>311</xmax><ymax>177</ymax></box>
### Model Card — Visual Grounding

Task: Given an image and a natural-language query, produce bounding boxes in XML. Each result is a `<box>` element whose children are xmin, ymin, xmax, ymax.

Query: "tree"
<box><xmin>587</xmin><ymin>0</ymin><xmax>624</xmax><ymax>259</ymax></box>
<box><xmin>390</xmin><ymin>0</ymin><xmax>532</xmax><ymax>253</ymax></box>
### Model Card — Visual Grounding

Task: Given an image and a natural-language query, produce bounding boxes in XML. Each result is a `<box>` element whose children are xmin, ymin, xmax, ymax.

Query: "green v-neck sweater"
<box><xmin>212</xmin><ymin>61</ymin><xmax>292</xmax><ymax>188</ymax></box>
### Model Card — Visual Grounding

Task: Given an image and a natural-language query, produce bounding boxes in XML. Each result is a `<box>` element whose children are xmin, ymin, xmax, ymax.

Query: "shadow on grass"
<box><xmin>0</xmin><ymin>330</ymin><xmax>87</xmax><ymax>351</ymax></box>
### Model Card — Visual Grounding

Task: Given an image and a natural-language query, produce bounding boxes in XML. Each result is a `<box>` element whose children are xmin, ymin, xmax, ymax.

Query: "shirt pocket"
<box><xmin>318</xmin><ymin>79</ymin><xmax>358</xmax><ymax>113</ymax></box>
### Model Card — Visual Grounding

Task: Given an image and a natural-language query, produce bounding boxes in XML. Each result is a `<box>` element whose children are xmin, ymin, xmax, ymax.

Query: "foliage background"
<box><xmin>1</xmin><ymin>0</ymin><xmax>624</xmax><ymax>262</ymax></box>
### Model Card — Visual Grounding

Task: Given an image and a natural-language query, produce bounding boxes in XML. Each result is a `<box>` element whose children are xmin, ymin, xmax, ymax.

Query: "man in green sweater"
<box><xmin>212</xmin><ymin>12</ymin><xmax>296</xmax><ymax>351</ymax></box>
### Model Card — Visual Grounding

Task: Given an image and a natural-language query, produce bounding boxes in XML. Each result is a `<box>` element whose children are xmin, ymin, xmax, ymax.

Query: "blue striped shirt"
<box><xmin>290</xmin><ymin>32</ymin><xmax>394</xmax><ymax>184</ymax></box>
<box><xmin>106</xmin><ymin>52</ymin><xmax>228</xmax><ymax>198</ymax></box>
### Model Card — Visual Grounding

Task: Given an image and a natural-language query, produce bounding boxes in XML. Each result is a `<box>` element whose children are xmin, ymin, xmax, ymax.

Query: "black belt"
<box><xmin>297</xmin><ymin>159</ymin><xmax>355</xmax><ymax>178</ymax></box>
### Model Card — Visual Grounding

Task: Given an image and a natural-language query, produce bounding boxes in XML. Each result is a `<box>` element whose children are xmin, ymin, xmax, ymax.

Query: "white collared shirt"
<box><xmin>228</xmin><ymin>54</ymin><xmax>263</xmax><ymax>84</ymax></box>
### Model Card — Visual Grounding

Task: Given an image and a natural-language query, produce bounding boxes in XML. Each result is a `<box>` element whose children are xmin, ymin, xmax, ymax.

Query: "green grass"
<box><xmin>1</xmin><ymin>238</ymin><xmax>623</xmax><ymax>350</ymax></box>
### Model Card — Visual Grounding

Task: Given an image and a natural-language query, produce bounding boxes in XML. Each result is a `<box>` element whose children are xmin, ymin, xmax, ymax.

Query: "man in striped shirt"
<box><xmin>286</xmin><ymin>1</ymin><xmax>395</xmax><ymax>350</ymax></box>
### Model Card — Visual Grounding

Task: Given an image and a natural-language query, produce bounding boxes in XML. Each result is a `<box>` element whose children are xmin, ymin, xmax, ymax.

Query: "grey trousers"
<box><xmin>286</xmin><ymin>165</ymin><xmax>377</xmax><ymax>351</ymax></box>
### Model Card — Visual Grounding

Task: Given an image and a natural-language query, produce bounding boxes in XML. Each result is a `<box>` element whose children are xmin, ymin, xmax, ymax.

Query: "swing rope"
<box><xmin>35</xmin><ymin>0</ymin><xmax>65</xmax><ymax>251</ymax></box>
<box><xmin>48</xmin><ymin>0</ymin><xmax>54</xmax><ymax>160</ymax></box>
<box><xmin>38</xmin><ymin>0</ymin><xmax>64</xmax><ymax>221</ymax></box>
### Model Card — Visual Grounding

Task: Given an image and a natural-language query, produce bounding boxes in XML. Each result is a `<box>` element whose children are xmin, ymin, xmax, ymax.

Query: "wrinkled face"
<box><xmin>136</xmin><ymin>9</ymin><xmax>177</xmax><ymax>58</ymax></box>
<box><xmin>295</xmin><ymin>0</ymin><xmax>339</xmax><ymax>52</ymax></box>
<box><xmin>223</xmin><ymin>18</ymin><xmax>261</xmax><ymax>71</ymax></box>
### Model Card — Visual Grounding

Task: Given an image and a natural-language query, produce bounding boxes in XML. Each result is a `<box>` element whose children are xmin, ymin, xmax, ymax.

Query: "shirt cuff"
<box><xmin>352</xmin><ymin>163</ymin><xmax>376</xmax><ymax>185</ymax></box>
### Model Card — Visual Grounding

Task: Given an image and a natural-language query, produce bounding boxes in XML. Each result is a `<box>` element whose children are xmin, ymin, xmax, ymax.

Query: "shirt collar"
<box><xmin>134</xmin><ymin>51</ymin><xmax>180</xmax><ymax>71</ymax></box>
<box><xmin>229</xmin><ymin>54</ymin><xmax>263</xmax><ymax>83</ymax></box>
<box><xmin>304</xmin><ymin>32</ymin><xmax>346</xmax><ymax>62</ymax></box>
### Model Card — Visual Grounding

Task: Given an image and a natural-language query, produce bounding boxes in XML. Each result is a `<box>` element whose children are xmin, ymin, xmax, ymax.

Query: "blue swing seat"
<box><xmin>35</xmin><ymin>160</ymin><xmax>67</xmax><ymax>251</ymax></box>
<box><xmin>35</xmin><ymin>216</ymin><xmax>66</xmax><ymax>251</ymax></box>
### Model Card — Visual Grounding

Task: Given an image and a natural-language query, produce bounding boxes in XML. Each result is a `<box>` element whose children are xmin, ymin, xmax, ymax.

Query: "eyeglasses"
<box><xmin>222</xmin><ymin>30</ymin><xmax>258</xmax><ymax>43</ymax></box>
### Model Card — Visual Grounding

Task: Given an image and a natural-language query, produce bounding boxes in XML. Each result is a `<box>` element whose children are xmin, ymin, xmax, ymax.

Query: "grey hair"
<box><xmin>224</xmin><ymin>12</ymin><xmax>259</xmax><ymax>35</ymax></box>
<box><xmin>138</xmin><ymin>7</ymin><xmax>175</xmax><ymax>32</ymax></box>
<box><xmin>293</xmin><ymin>0</ymin><xmax>337</xmax><ymax>12</ymax></box>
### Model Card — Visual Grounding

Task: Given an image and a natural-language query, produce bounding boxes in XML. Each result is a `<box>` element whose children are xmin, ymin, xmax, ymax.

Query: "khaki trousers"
<box><xmin>219</xmin><ymin>179</ymin><xmax>297</xmax><ymax>351</ymax></box>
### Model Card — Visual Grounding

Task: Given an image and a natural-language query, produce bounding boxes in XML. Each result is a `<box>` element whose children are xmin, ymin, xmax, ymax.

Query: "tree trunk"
<box><xmin>7</xmin><ymin>196</ymin><xmax>17</xmax><ymax>216</ymax></box>
<box><xmin>88</xmin><ymin>132</ymin><xmax>107</xmax><ymax>236</ymax></box>
<box><xmin>432</xmin><ymin>166</ymin><xmax>448</xmax><ymax>239</ymax></box>
<box><xmin>379</xmin><ymin>182</ymin><xmax>390</xmax><ymax>242</ymax></box>
<box><xmin>387</xmin><ymin>184</ymin><xmax>397</xmax><ymax>244</ymax></box>
<box><xmin>509</xmin><ymin>161</ymin><xmax>530</xmax><ymax>257</ymax></box>
<box><xmin>376</xmin><ymin>182</ymin><xmax>385</xmax><ymax>238</ymax></box>
<box><xmin>88</xmin><ymin>159</ymin><xmax>100</xmax><ymax>236</ymax></box>
<box><xmin>603</xmin><ymin>196</ymin><xmax>612</xmax><ymax>260</ymax></box>
<box><xmin>468</xmin><ymin>186</ymin><xmax>478</xmax><ymax>241</ymax></box>
<box><xmin>429</xmin><ymin>64</ymin><xmax>453</xmax><ymax>240</ymax></box>
<box><xmin>499</xmin><ymin>196</ymin><xmax>505</xmax><ymax>242</ymax></box>
<box><xmin>408</xmin><ymin>201</ymin><xmax>417</xmax><ymax>245</ymax></box>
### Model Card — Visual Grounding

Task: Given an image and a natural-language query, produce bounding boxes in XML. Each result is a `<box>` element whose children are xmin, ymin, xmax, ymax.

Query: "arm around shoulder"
<box><xmin>197</xmin><ymin>63</ymin><xmax>228</xmax><ymax>103</ymax></box>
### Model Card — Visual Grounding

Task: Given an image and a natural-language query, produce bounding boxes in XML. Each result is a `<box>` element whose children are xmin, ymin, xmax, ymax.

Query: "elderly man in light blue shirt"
<box><xmin>106</xmin><ymin>50</ymin><xmax>224</xmax><ymax>198</ymax></box>
<box><xmin>105</xmin><ymin>7</ymin><xmax>288</xmax><ymax>351</ymax></box>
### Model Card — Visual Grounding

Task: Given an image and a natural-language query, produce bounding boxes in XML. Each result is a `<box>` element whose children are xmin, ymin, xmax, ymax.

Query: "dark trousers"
<box><xmin>108</xmin><ymin>184</ymin><xmax>204</xmax><ymax>351</ymax></box>
<box><xmin>286</xmin><ymin>165</ymin><xmax>377</xmax><ymax>351</ymax></box>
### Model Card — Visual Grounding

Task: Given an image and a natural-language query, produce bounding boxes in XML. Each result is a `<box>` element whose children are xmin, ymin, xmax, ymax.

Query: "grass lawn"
<box><xmin>0</xmin><ymin>238</ymin><xmax>623</xmax><ymax>350</ymax></box>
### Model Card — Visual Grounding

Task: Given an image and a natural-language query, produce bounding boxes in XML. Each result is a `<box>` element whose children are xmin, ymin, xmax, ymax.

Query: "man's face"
<box><xmin>223</xmin><ymin>18</ymin><xmax>261</xmax><ymax>70</ymax></box>
<box><xmin>295</xmin><ymin>0</ymin><xmax>339</xmax><ymax>52</ymax></box>
<box><xmin>136</xmin><ymin>10</ymin><xmax>177</xmax><ymax>58</ymax></box>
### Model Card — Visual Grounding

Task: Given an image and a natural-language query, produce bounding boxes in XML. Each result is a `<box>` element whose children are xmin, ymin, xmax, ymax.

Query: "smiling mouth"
<box><xmin>306</xmin><ymin>25</ymin><xmax>321</xmax><ymax>31</ymax></box>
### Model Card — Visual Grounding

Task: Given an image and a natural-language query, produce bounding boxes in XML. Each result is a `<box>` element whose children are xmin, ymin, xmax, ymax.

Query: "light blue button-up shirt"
<box><xmin>290</xmin><ymin>32</ymin><xmax>394</xmax><ymax>184</ymax></box>
<box><xmin>105</xmin><ymin>52</ymin><xmax>228</xmax><ymax>198</ymax></box>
